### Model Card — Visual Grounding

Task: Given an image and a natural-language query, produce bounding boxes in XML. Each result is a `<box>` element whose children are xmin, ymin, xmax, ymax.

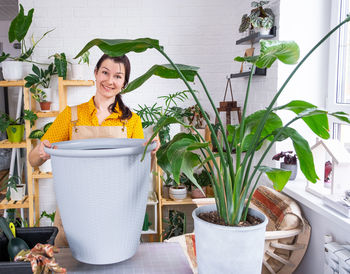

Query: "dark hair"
<box><xmin>95</xmin><ymin>54</ymin><xmax>132</xmax><ymax>120</ymax></box>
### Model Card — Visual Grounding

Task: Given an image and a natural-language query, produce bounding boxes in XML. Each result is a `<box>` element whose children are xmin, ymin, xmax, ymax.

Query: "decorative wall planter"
<box><xmin>45</xmin><ymin>138</ymin><xmax>155</xmax><ymax>265</ymax></box>
<box><xmin>192</xmin><ymin>204</ymin><xmax>268</xmax><ymax>274</ymax></box>
<box><xmin>1</xmin><ymin>61</ymin><xmax>24</xmax><ymax>81</ymax></box>
<box><xmin>6</xmin><ymin>125</ymin><xmax>24</xmax><ymax>143</ymax></box>
<box><xmin>10</xmin><ymin>184</ymin><xmax>26</xmax><ymax>201</ymax></box>
<box><xmin>281</xmin><ymin>163</ymin><xmax>298</xmax><ymax>180</ymax></box>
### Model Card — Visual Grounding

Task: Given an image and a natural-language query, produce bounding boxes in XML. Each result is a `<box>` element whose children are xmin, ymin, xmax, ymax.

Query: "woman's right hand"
<box><xmin>38</xmin><ymin>140</ymin><xmax>53</xmax><ymax>161</ymax></box>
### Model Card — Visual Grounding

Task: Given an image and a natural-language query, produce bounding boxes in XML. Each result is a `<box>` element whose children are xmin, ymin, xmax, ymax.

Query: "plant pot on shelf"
<box><xmin>162</xmin><ymin>184</ymin><xmax>171</xmax><ymax>199</ymax></box>
<box><xmin>254</xmin><ymin>27</ymin><xmax>271</xmax><ymax>35</ymax></box>
<box><xmin>192</xmin><ymin>204</ymin><xmax>268</xmax><ymax>274</ymax></box>
<box><xmin>10</xmin><ymin>184</ymin><xmax>26</xmax><ymax>201</ymax></box>
<box><xmin>39</xmin><ymin>101</ymin><xmax>51</xmax><ymax>112</ymax></box>
<box><xmin>191</xmin><ymin>186</ymin><xmax>206</xmax><ymax>199</ymax></box>
<box><xmin>169</xmin><ymin>185</ymin><xmax>187</xmax><ymax>201</ymax></box>
<box><xmin>280</xmin><ymin>163</ymin><xmax>298</xmax><ymax>180</ymax></box>
<box><xmin>6</xmin><ymin>125</ymin><xmax>24</xmax><ymax>143</ymax></box>
<box><xmin>1</xmin><ymin>61</ymin><xmax>24</xmax><ymax>81</ymax></box>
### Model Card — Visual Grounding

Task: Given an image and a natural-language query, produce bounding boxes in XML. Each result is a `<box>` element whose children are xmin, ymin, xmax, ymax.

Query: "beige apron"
<box><xmin>53</xmin><ymin>105</ymin><xmax>127</xmax><ymax>247</ymax></box>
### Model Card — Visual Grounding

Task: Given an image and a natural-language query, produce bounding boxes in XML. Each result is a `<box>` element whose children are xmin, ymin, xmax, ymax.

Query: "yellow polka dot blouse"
<box><xmin>41</xmin><ymin>97</ymin><xmax>144</xmax><ymax>143</ymax></box>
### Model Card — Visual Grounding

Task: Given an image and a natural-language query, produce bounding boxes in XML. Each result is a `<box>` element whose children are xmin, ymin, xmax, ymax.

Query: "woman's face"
<box><xmin>94</xmin><ymin>59</ymin><xmax>126</xmax><ymax>100</ymax></box>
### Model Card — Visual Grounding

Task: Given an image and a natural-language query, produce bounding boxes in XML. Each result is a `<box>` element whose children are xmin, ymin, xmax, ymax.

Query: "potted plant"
<box><xmin>273</xmin><ymin>151</ymin><xmax>298</xmax><ymax>180</ymax></box>
<box><xmin>162</xmin><ymin>210</ymin><xmax>186</xmax><ymax>240</ymax></box>
<box><xmin>0</xmin><ymin>4</ymin><xmax>53</xmax><ymax>80</ymax></box>
<box><xmin>239</xmin><ymin>1</ymin><xmax>275</xmax><ymax>35</ymax></box>
<box><xmin>74</xmin><ymin>15</ymin><xmax>350</xmax><ymax>273</ymax></box>
<box><xmin>0</xmin><ymin>110</ymin><xmax>37</xmax><ymax>143</ymax></box>
<box><xmin>0</xmin><ymin>175</ymin><xmax>25</xmax><ymax>201</ymax></box>
<box><xmin>71</xmin><ymin>50</ymin><xmax>90</xmax><ymax>80</ymax></box>
<box><xmin>29</xmin><ymin>122</ymin><xmax>53</xmax><ymax>173</ymax></box>
<box><xmin>25</xmin><ymin>63</ymin><xmax>56</xmax><ymax>111</ymax></box>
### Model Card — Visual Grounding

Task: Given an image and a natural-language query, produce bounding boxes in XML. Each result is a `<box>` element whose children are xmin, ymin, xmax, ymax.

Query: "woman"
<box><xmin>29</xmin><ymin>54</ymin><xmax>159</xmax><ymax>246</ymax></box>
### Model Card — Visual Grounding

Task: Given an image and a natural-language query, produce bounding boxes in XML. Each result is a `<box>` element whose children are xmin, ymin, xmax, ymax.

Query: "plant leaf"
<box><xmin>53</xmin><ymin>53</ymin><xmax>67</xmax><ymax>79</ymax></box>
<box><xmin>276</xmin><ymin>100</ymin><xmax>329</xmax><ymax>139</ymax></box>
<box><xmin>28</xmin><ymin>129</ymin><xmax>44</xmax><ymax>139</ymax></box>
<box><xmin>258</xmin><ymin>166</ymin><xmax>291</xmax><ymax>191</ymax></box>
<box><xmin>43</xmin><ymin>122</ymin><xmax>53</xmax><ymax>133</ymax></box>
<box><xmin>74</xmin><ymin>38</ymin><xmax>163</xmax><ymax>59</ymax></box>
<box><xmin>0</xmin><ymin>52</ymin><xmax>10</xmax><ymax>63</ymax></box>
<box><xmin>255</xmin><ymin>40</ymin><xmax>300</xmax><ymax>68</ymax></box>
<box><xmin>8</xmin><ymin>4</ymin><xmax>34</xmax><ymax>43</ymax></box>
<box><xmin>330</xmin><ymin>111</ymin><xmax>350</xmax><ymax>123</ymax></box>
<box><xmin>122</xmin><ymin>64</ymin><xmax>199</xmax><ymax>94</ymax></box>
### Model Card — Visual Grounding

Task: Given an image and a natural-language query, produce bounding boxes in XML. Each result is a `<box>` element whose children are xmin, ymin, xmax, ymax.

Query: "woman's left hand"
<box><xmin>144</xmin><ymin>134</ymin><xmax>160</xmax><ymax>155</ymax></box>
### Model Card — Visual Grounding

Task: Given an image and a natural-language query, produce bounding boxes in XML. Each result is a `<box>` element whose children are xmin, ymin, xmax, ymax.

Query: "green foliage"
<box><xmin>75</xmin><ymin>15</ymin><xmax>350</xmax><ymax>226</ymax></box>
<box><xmin>30</xmin><ymin>87</ymin><xmax>47</xmax><ymax>103</ymax></box>
<box><xmin>239</xmin><ymin>1</ymin><xmax>275</xmax><ymax>33</ymax></box>
<box><xmin>0</xmin><ymin>175</ymin><xmax>22</xmax><ymax>201</ymax></box>
<box><xmin>0</xmin><ymin>110</ymin><xmax>37</xmax><ymax>133</ymax></box>
<box><xmin>29</xmin><ymin>122</ymin><xmax>52</xmax><ymax>140</ymax></box>
<box><xmin>162</xmin><ymin>210</ymin><xmax>186</xmax><ymax>240</ymax></box>
<box><xmin>50</xmin><ymin>53</ymin><xmax>67</xmax><ymax>79</ymax></box>
<box><xmin>25</xmin><ymin>63</ymin><xmax>56</xmax><ymax>89</ymax></box>
<box><xmin>78</xmin><ymin>50</ymin><xmax>90</xmax><ymax>65</ymax></box>
<box><xmin>34</xmin><ymin>211</ymin><xmax>56</xmax><ymax>227</ymax></box>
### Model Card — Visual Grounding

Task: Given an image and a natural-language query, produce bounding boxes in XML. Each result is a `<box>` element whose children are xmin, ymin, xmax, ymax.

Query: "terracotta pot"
<box><xmin>39</xmin><ymin>101</ymin><xmax>51</xmax><ymax>111</ymax></box>
<box><xmin>191</xmin><ymin>186</ymin><xmax>207</xmax><ymax>198</ymax></box>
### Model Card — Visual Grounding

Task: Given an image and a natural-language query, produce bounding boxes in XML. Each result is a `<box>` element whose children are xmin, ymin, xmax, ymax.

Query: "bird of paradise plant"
<box><xmin>74</xmin><ymin>15</ymin><xmax>350</xmax><ymax>226</ymax></box>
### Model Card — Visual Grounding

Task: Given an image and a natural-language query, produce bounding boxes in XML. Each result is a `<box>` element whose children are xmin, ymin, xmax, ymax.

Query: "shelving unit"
<box><xmin>141</xmin><ymin>191</ymin><xmax>158</xmax><ymax>235</ymax></box>
<box><xmin>0</xmin><ymin>80</ymin><xmax>34</xmax><ymax>226</ymax></box>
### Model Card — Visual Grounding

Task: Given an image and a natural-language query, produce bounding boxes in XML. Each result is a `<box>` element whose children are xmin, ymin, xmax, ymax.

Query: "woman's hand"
<box><xmin>39</xmin><ymin>140</ymin><xmax>53</xmax><ymax>161</ymax></box>
<box><xmin>144</xmin><ymin>134</ymin><xmax>161</xmax><ymax>155</ymax></box>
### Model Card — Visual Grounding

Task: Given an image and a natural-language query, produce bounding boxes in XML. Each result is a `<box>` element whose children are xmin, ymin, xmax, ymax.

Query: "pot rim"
<box><xmin>192</xmin><ymin>204</ymin><xmax>268</xmax><ymax>232</ymax></box>
<box><xmin>44</xmin><ymin>138</ymin><xmax>156</xmax><ymax>158</ymax></box>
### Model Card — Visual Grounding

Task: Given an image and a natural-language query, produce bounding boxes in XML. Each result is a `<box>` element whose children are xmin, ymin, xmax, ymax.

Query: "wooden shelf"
<box><xmin>236</xmin><ymin>26</ymin><xmax>276</xmax><ymax>45</ymax></box>
<box><xmin>0</xmin><ymin>195</ymin><xmax>30</xmax><ymax>209</ymax></box>
<box><xmin>162</xmin><ymin>195</ymin><xmax>196</xmax><ymax>205</ymax></box>
<box><xmin>0</xmin><ymin>139</ymin><xmax>26</xmax><ymax>148</ymax></box>
<box><xmin>35</xmin><ymin>111</ymin><xmax>59</xmax><ymax>118</ymax></box>
<box><xmin>62</xmin><ymin>80</ymin><xmax>94</xmax><ymax>86</ymax></box>
<box><xmin>32</xmin><ymin>170</ymin><xmax>53</xmax><ymax>179</ymax></box>
<box><xmin>0</xmin><ymin>80</ymin><xmax>25</xmax><ymax>87</ymax></box>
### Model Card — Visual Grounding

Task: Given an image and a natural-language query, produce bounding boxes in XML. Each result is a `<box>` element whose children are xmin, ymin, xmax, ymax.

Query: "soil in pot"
<box><xmin>198</xmin><ymin>210</ymin><xmax>263</xmax><ymax>227</ymax></box>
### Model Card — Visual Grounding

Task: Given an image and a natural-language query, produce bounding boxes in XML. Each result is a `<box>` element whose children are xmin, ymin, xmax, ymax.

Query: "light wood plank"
<box><xmin>62</xmin><ymin>79</ymin><xmax>94</xmax><ymax>86</ymax></box>
<box><xmin>0</xmin><ymin>80</ymin><xmax>25</xmax><ymax>87</ymax></box>
<box><xmin>32</xmin><ymin>170</ymin><xmax>53</xmax><ymax>179</ymax></box>
<box><xmin>35</xmin><ymin>111</ymin><xmax>59</xmax><ymax>118</ymax></box>
<box><xmin>0</xmin><ymin>140</ymin><xmax>26</xmax><ymax>148</ymax></box>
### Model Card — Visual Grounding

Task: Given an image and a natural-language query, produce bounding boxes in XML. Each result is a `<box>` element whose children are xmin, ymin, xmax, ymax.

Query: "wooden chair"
<box><xmin>251</xmin><ymin>185</ymin><xmax>311</xmax><ymax>274</ymax></box>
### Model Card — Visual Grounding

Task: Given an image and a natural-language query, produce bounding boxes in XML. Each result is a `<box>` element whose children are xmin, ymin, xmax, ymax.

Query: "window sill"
<box><xmin>281</xmin><ymin>179</ymin><xmax>350</xmax><ymax>228</ymax></box>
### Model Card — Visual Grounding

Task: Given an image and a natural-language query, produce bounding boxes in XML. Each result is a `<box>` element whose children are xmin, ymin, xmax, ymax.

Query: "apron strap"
<box><xmin>71</xmin><ymin>106</ymin><xmax>78</xmax><ymax>129</ymax></box>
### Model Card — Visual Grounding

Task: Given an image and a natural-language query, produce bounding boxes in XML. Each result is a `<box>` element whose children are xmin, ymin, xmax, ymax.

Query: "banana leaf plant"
<box><xmin>0</xmin><ymin>4</ymin><xmax>54</xmax><ymax>63</ymax></box>
<box><xmin>74</xmin><ymin>15</ymin><xmax>350</xmax><ymax>226</ymax></box>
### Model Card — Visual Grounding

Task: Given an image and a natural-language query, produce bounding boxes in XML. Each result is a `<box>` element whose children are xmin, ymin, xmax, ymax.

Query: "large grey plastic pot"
<box><xmin>192</xmin><ymin>204</ymin><xmax>268</xmax><ymax>274</ymax></box>
<box><xmin>45</xmin><ymin>138</ymin><xmax>155</xmax><ymax>265</ymax></box>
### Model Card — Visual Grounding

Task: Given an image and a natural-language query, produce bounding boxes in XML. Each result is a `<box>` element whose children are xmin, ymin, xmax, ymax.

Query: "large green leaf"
<box><xmin>259</xmin><ymin>166</ymin><xmax>291</xmax><ymax>191</ymax></box>
<box><xmin>256</xmin><ymin>40</ymin><xmax>300</xmax><ymax>68</ymax></box>
<box><xmin>330</xmin><ymin>111</ymin><xmax>350</xmax><ymax>123</ymax></box>
<box><xmin>276</xmin><ymin>100</ymin><xmax>329</xmax><ymax>139</ymax></box>
<box><xmin>28</xmin><ymin>129</ymin><xmax>44</xmax><ymax>139</ymax></box>
<box><xmin>233</xmin><ymin>40</ymin><xmax>299</xmax><ymax>68</ymax></box>
<box><xmin>8</xmin><ymin>4</ymin><xmax>34</xmax><ymax>43</ymax></box>
<box><xmin>122</xmin><ymin>64</ymin><xmax>199</xmax><ymax>94</ymax></box>
<box><xmin>74</xmin><ymin>38</ymin><xmax>163</xmax><ymax>59</ymax></box>
<box><xmin>281</xmin><ymin>127</ymin><xmax>318</xmax><ymax>183</ymax></box>
<box><xmin>53</xmin><ymin>53</ymin><xmax>67</xmax><ymax>79</ymax></box>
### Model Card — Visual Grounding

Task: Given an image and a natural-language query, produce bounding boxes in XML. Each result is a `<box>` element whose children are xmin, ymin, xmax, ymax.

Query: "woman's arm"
<box><xmin>29</xmin><ymin>140</ymin><xmax>53</xmax><ymax>167</ymax></box>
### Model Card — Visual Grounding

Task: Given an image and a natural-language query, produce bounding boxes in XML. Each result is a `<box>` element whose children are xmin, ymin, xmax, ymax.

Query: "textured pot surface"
<box><xmin>281</xmin><ymin>162</ymin><xmax>298</xmax><ymax>180</ymax></box>
<box><xmin>193</xmin><ymin>204</ymin><xmax>268</xmax><ymax>274</ymax></box>
<box><xmin>45</xmin><ymin>138</ymin><xmax>155</xmax><ymax>264</ymax></box>
<box><xmin>169</xmin><ymin>185</ymin><xmax>187</xmax><ymax>200</ymax></box>
<box><xmin>2</xmin><ymin>61</ymin><xmax>24</xmax><ymax>81</ymax></box>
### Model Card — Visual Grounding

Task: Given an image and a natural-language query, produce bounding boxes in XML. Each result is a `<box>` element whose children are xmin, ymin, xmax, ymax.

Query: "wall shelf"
<box><xmin>0</xmin><ymin>140</ymin><xmax>27</xmax><ymax>148</ymax></box>
<box><xmin>236</xmin><ymin>26</ymin><xmax>276</xmax><ymax>45</ymax></box>
<box><xmin>230</xmin><ymin>67</ymin><xmax>267</xmax><ymax>78</ymax></box>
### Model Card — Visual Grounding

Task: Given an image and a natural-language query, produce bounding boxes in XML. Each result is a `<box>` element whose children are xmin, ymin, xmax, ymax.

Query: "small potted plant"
<box><xmin>25</xmin><ymin>63</ymin><xmax>56</xmax><ymax>111</ymax></box>
<box><xmin>238</xmin><ymin>1</ymin><xmax>275</xmax><ymax>35</ymax></box>
<box><xmin>71</xmin><ymin>50</ymin><xmax>90</xmax><ymax>80</ymax></box>
<box><xmin>0</xmin><ymin>175</ymin><xmax>25</xmax><ymax>201</ymax></box>
<box><xmin>162</xmin><ymin>209</ymin><xmax>186</xmax><ymax>240</ymax></box>
<box><xmin>0</xmin><ymin>110</ymin><xmax>37</xmax><ymax>143</ymax></box>
<box><xmin>272</xmin><ymin>151</ymin><xmax>298</xmax><ymax>180</ymax></box>
<box><xmin>168</xmin><ymin>174</ymin><xmax>187</xmax><ymax>201</ymax></box>
<box><xmin>0</xmin><ymin>4</ymin><xmax>53</xmax><ymax>80</ymax></box>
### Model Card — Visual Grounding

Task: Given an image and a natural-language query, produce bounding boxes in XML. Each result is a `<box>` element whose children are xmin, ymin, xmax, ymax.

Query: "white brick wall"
<box><xmin>18</xmin><ymin>0</ymin><xmax>280</xmax><ymax>219</ymax></box>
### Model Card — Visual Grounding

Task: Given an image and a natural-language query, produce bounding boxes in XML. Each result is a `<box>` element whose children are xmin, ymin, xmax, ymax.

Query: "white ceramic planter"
<box><xmin>192</xmin><ymin>204</ymin><xmax>268</xmax><ymax>274</ymax></box>
<box><xmin>71</xmin><ymin>64</ymin><xmax>89</xmax><ymax>80</ymax></box>
<box><xmin>281</xmin><ymin>162</ymin><xmax>298</xmax><ymax>180</ymax></box>
<box><xmin>169</xmin><ymin>185</ymin><xmax>187</xmax><ymax>200</ymax></box>
<box><xmin>10</xmin><ymin>184</ymin><xmax>26</xmax><ymax>201</ymax></box>
<box><xmin>255</xmin><ymin>27</ymin><xmax>271</xmax><ymax>35</ymax></box>
<box><xmin>2</xmin><ymin>61</ymin><xmax>24</xmax><ymax>80</ymax></box>
<box><xmin>45</xmin><ymin>138</ymin><xmax>155</xmax><ymax>264</ymax></box>
<box><xmin>39</xmin><ymin>159</ymin><xmax>52</xmax><ymax>173</ymax></box>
